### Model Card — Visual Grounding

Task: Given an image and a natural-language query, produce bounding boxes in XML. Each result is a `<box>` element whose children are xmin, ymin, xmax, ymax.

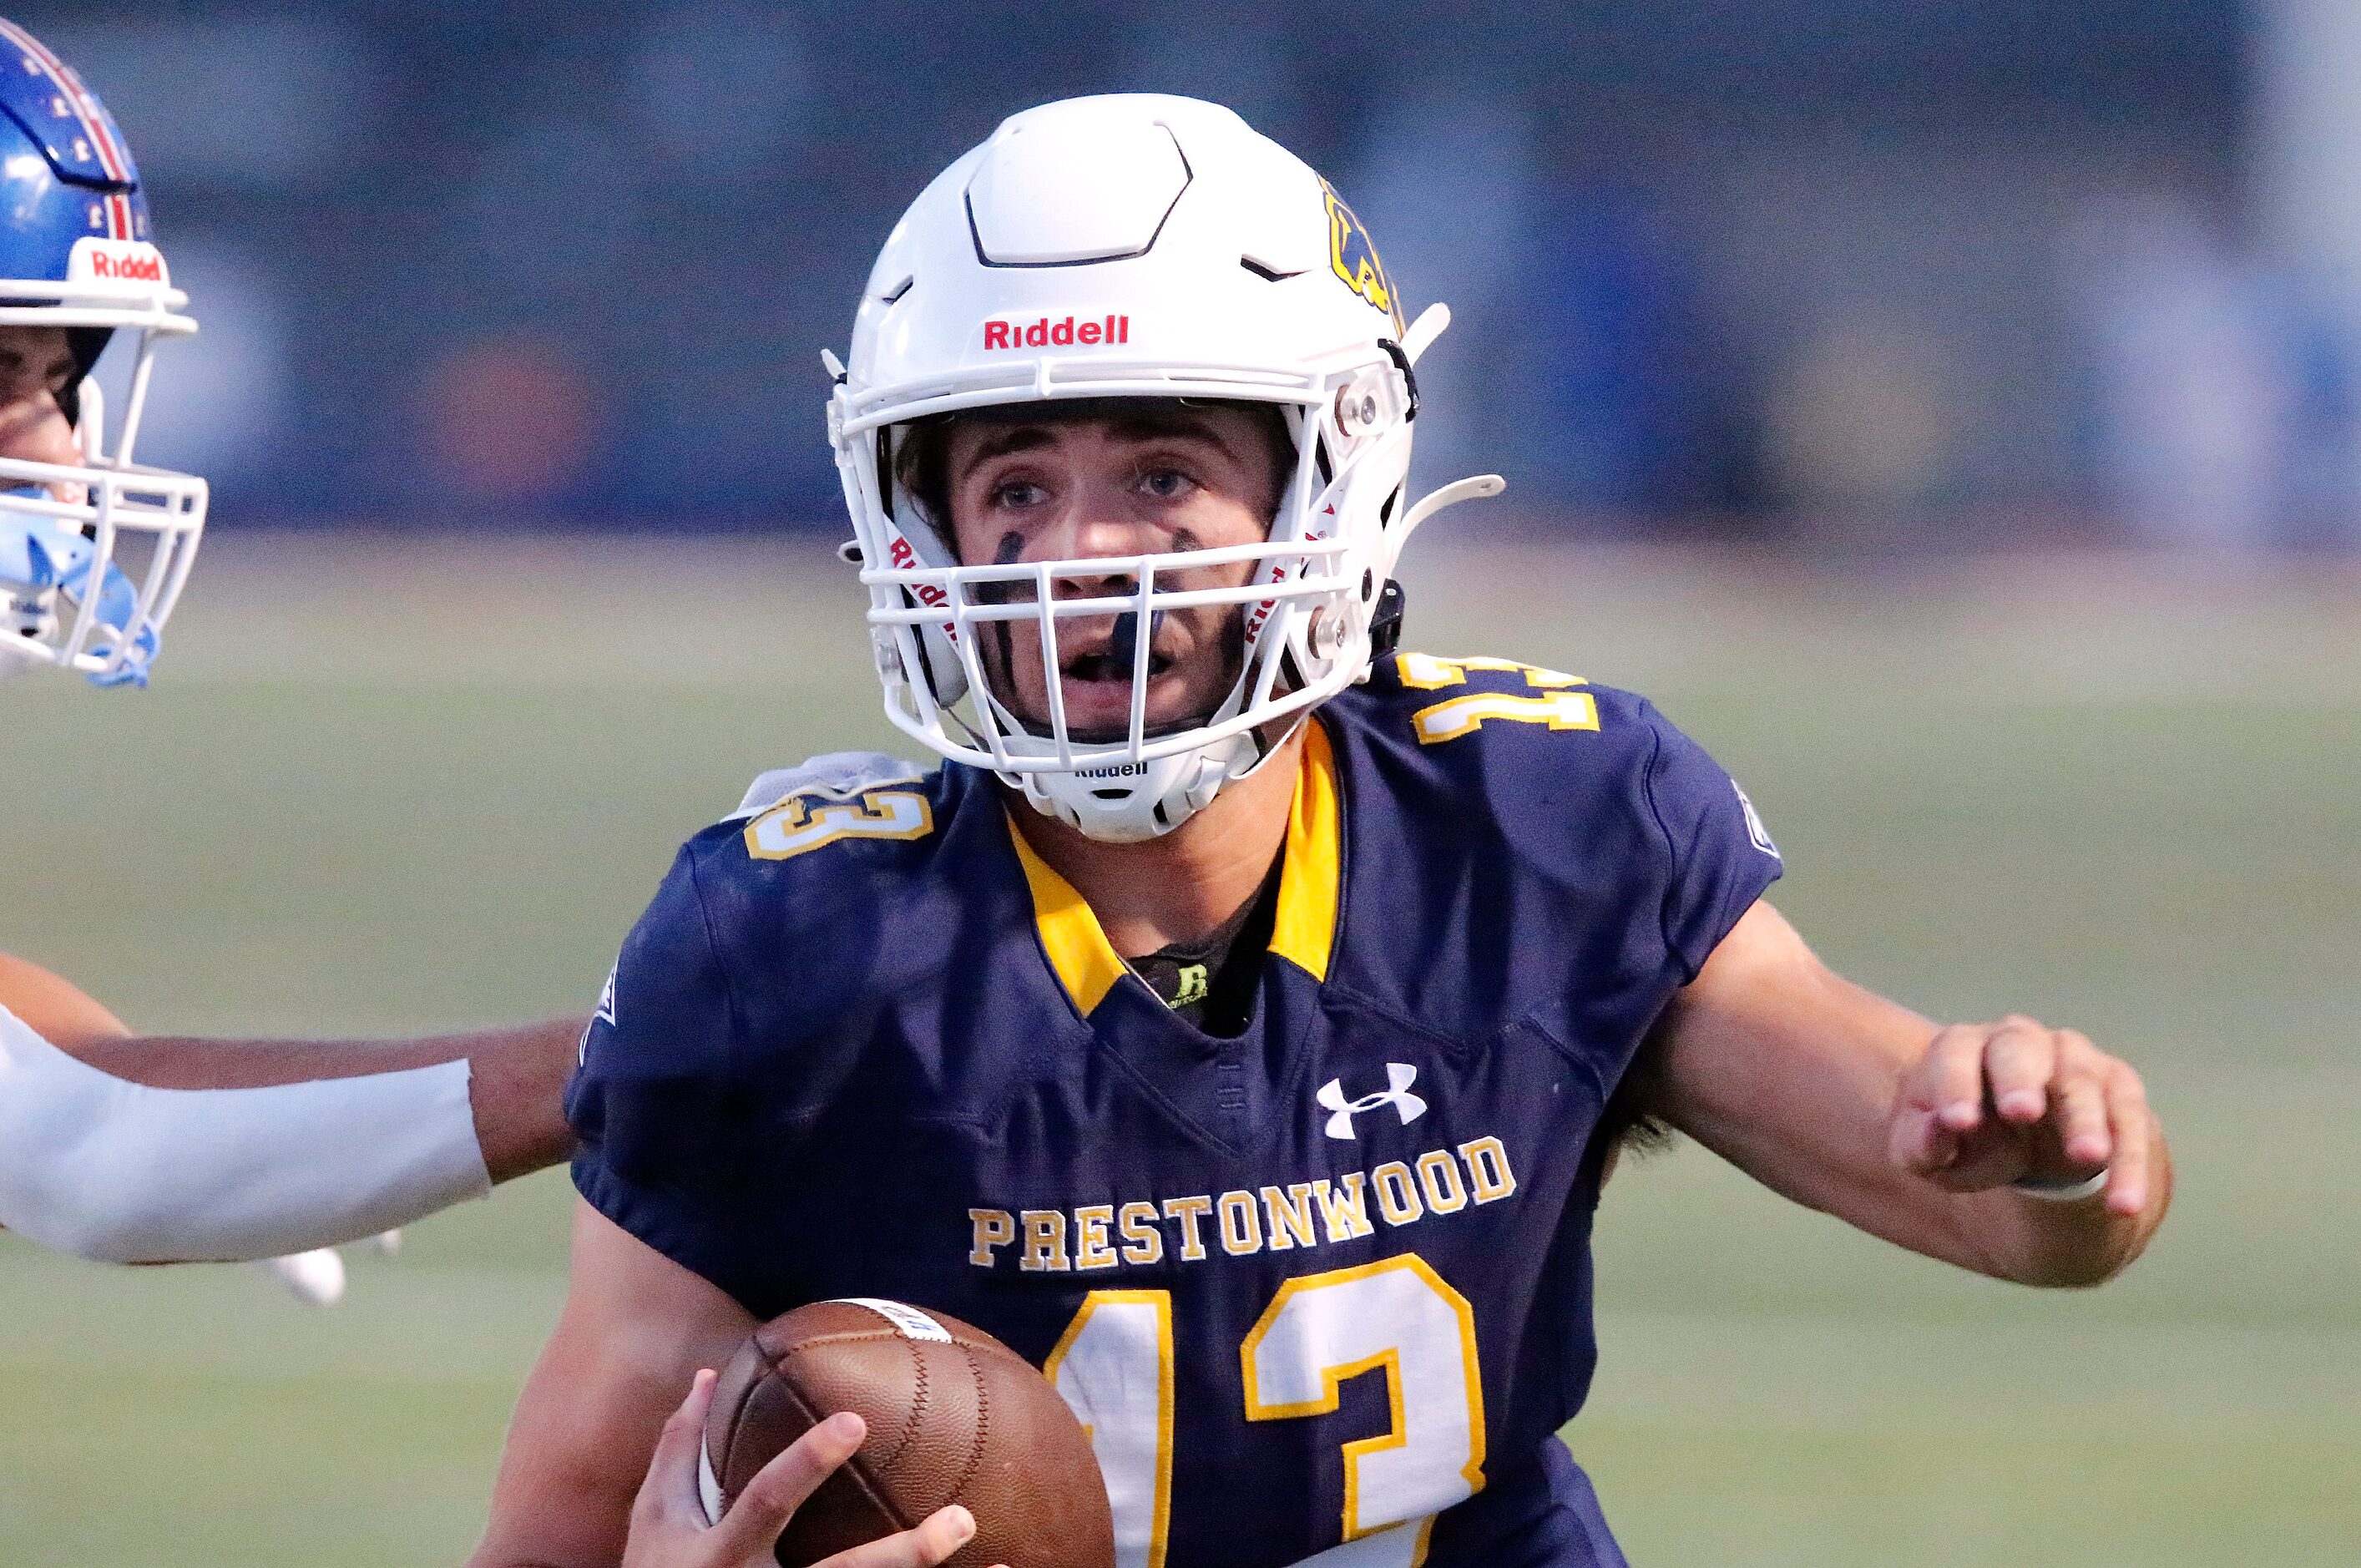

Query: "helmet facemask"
<box><xmin>0</xmin><ymin>360</ymin><xmax>206</xmax><ymax>688</ymax></box>
<box><xmin>847</xmin><ymin>375</ymin><xmax>1414</xmax><ymax>841</ymax></box>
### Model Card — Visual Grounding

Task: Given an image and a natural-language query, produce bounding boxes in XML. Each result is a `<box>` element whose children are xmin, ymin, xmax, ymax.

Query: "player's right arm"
<box><xmin>478</xmin><ymin>831</ymin><xmax>982</xmax><ymax>1567</ymax></box>
<box><xmin>626</xmin><ymin>1373</ymin><xmax>983</xmax><ymax>1568</ymax></box>
<box><xmin>475</xmin><ymin>1201</ymin><xmax>978</xmax><ymax>1568</ymax></box>
<box><xmin>472</xmin><ymin>1200</ymin><xmax>757</xmax><ymax>1568</ymax></box>
<box><xmin>476</xmin><ymin>832</ymin><xmax>979</xmax><ymax>1568</ymax></box>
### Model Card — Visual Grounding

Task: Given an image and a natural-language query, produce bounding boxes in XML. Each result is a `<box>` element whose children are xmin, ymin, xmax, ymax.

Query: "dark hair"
<box><xmin>891</xmin><ymin>397</ymin><xmax>1296</xmax><ymax>549</ymax></box>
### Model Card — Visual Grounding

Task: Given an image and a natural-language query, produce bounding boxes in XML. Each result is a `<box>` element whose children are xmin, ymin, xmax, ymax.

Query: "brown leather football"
<box><xmin>700</xmin><ymin>1297</ymin><xmax>1115</xmax><ymax>1568</ymax></box>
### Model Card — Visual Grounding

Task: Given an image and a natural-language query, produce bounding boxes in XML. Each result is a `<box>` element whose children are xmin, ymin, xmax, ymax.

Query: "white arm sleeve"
<box><xmin>0</xmin><ymin>1004</ymin><xmax>493</xmax><ymax>1263</ymax></box>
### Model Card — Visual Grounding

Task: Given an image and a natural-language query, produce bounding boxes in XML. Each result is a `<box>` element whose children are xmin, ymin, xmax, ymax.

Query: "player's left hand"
<box><xmin>624</xmin><ymin>1368</ymin><xmax>996</xmax><ymax>1568</ymax></box>
<box><xmin>1888</xmin><ymin>1014</ymin><xmax>2155</xmax><ymax>1216</ymax></box>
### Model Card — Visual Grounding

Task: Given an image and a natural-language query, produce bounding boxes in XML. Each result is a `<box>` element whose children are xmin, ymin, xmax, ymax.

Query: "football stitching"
<box><xmin>947</xmin><ymin>1343</ymin><xmax>991</xmax><ymax>1503</ymax></box>
<box><xmin>766</xmin><ymin>1326</ymin><xmax>932</xmax><ymax>1474</ymax></box>
<box><xmin>742</xmin><ymin>1316</ymin><xmax>1037</xmax><ymax>1538</ymax></box>
<box><xmin>759</xmin><ymin>1344</ymin><xmax>916</xmax><ymax>1534</ymax></box>
<box><xmin>881</xmin><ymin>1333</ymin><xmax>929</xmax><ymax>1478</ymax></box>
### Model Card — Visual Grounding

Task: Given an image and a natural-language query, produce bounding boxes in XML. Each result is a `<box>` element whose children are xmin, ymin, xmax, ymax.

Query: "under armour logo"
<box><xmin>1316</xmin><ymin>1063</ymin><xmax>1428</xmax><ymax>1141</ymax></box>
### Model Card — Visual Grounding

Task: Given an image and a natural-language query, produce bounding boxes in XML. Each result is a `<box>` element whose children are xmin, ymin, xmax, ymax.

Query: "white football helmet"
<box><xmin>830</xmin><ymin>94</ymin><xmax>1499</xmax><ymax>841</ymax></box>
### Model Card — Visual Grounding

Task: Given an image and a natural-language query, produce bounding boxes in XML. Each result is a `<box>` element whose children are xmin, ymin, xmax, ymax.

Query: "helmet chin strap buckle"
<box><xmin>1367</xmin><ymin>579</ymin><xmax>1407</xmax><ymax>663</ymax></box>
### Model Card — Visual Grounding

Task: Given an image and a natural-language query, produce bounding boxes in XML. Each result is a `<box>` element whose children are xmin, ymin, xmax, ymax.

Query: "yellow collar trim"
<box><xmin>1009</xmin><ymin>720</ymin><xmax>1343</xmax><ymax>1016</ymax></box>
<box><xmin>1269</xmin><ymin>718</ymin><xmax>1341</xmax><ymax>983</ymax></box>
<box><xmin>1007</xmin><ymin>822</ymin><xmax>1132</xmax><ymax>1018</ymax></box>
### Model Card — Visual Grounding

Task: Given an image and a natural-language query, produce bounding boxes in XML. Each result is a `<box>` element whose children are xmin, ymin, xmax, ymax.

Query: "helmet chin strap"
<box><xmin>1013</xmin><ymin>713</ymin><xmax>1305</xmax><ymax>843</ymax></box>
<box><xmin>1013</xmin><ymin>740</ymin><xmax>1236</xmax><ymax>842</ymax></box>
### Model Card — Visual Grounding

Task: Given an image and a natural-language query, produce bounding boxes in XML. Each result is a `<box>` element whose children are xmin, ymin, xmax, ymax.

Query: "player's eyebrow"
<box><xmin>1104</xmin><ymin>412</ymin><xmax>1240</xmax><ymax>462</ymax></box>
<box><xmin>957</xmin><ymin>425</ymin><xmax>1056</xmax><ymax>482</ymax></box>
<box><xmin>956</xmin><ymin>413</ymin><xmax>1241</xmax><ymax>483</ymax></box>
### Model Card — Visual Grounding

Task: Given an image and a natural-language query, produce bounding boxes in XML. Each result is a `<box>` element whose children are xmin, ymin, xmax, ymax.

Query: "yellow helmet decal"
<box><xmin>1321</xmin><ymin>180</ymin><xmax>1403</xmax><ymax>333</ymax></box>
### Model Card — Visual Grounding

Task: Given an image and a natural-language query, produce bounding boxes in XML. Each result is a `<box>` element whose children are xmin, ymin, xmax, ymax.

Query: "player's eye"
<box><xmin>1139</xmin><ymin>467</ymin><xmax>1195</xmax><ymax>501</ymax></box>
<box><xmin>990</xmin><ymin>478</ymin><xmax>1048</xmax><ymax>510</ymax></box>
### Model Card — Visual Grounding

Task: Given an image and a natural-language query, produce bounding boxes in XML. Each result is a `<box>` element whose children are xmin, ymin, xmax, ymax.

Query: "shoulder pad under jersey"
<box><xmin>726</xmin><ymin>751</ymin><xmax>931</xmax><ymax>821</ymax></box>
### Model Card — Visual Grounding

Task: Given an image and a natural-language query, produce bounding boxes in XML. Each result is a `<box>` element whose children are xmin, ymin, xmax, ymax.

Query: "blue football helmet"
<box><xmin>0</xmin><ymin>18</ymin><xmax>203</xmax><ymax>689</ymax></box>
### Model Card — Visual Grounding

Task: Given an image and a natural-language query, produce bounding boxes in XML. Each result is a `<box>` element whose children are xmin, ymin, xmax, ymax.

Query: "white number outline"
<box><xmin>1411</xmin><ymin>690</ymin><xmax>1599</xmax><ymax>746</ymax></box>
<box><xmin>741</xmin><ymin>789</ymin><xmax>933</xmax><ymax>861</ymax></box>
<box><xmin>1395</xmin><ymin>653</ymin><xmax>1583</xmax><ymax>690</ymax></box>
<box><xmin>1394</xmin><ymin>654</ymin><xmax>1599</xmax><ymax>746</ymax></box>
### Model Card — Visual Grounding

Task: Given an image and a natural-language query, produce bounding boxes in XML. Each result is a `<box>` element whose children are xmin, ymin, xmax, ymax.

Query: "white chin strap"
<box><xmin>1010</xmin><ymin>727</ymin><xmax>1267</xmax><ymax>842</ymax></box>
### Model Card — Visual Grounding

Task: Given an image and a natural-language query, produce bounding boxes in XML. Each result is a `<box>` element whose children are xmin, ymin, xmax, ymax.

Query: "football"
<box><xmin>700</xmin><ymin>1297</ymin><xmax>1115</xmax><ymax>1568</ymax></box>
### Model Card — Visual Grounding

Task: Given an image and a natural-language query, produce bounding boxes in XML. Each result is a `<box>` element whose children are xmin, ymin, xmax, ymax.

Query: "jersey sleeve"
<box><xmin>566</xmin><ymin>840</ymin><xmax>757</xmax><ymax>1297</ymax></box>
<box><xmin>1638</xmin><ymin>701</ymin><xmax>1784</xmax><ymax>980</ymax></box>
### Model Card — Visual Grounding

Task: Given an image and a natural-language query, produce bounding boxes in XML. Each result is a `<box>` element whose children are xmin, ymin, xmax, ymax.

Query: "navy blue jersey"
<box><xmin>570</xmin><ymin>653</ymin><xmax>1782</xmax><ymax>1568</ymax></box>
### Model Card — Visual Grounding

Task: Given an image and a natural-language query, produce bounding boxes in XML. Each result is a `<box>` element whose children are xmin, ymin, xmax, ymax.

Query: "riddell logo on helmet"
<box><xmin>982</xmin><ymin>315</ymin><xmax>1130</xmax><ymax>352</ymax></box>
<box><xmin>88</xmin><ymin>250</ymin><xmax>162</xmax><ymax>282</ymax></box>
<box><xmin>69</xmin><ymin>240</ymin><xmax>169</xmax><ymax>287</ymax></box>
<box><xmin>887</xmin><ymin>535</ymin><xmax>949</xmax><ymax>610</ymax></box>
<box><xmin>1241</xmin><ymin>509</ymin><xmax>1331</xmax><ymax>644</ymax></box>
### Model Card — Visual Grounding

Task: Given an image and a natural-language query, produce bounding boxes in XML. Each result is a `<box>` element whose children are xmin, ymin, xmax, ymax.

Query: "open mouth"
<box><xmin>1057</xmin><ymin>608</ymin><xmax>1179</xmax><ymax>689</ymax></box>
<box><xmin>1061</xmin><ymin>645</ymin><xmax>1175</xmax><ymax>685</ymax></box>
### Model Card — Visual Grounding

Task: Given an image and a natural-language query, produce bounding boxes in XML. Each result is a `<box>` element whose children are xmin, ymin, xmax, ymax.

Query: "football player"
<box><xmin>0</xmin><ymin>18</ymin><xmax>566</xmax><ymax>1302</ymax></box>
<box><xmin>0</xmin><ymin>87</ymin><xmax>2170</xmax><ymax>1568</ymax></box>
<box><xmin>0</xmin><ymin>17</ymin><xmax>203</xmax><ymax>690</ymax></box>
<box><xmin>457</xmin><ymin>96</ymin><xmax>2172</xmax><ymax>1568</ymax></box>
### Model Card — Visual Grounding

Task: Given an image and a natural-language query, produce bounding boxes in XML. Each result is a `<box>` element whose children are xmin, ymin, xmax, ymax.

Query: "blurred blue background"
<box><xmin>33</xmin><ymin>0</ymin><xmax>2361</xmax><ymax>548</ymax></box>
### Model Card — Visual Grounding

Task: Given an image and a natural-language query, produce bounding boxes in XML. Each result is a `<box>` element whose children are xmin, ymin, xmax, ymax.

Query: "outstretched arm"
<box><xmin>65</xmin><ymin>1016</ymin><xmax>582</xmax><ymax>1184</ymax></box>
<box><xmin>0</xmin><ymin>950</ymin><xmax>581</xmax><ymax>1261</ymax></box>
<box><xmin>1648</xmin><ymin>901</ymin><xmax>2170</xmax><ymax>1287</ymax></box>
<box><xmin>0</xmin><ymin>946</ymin><xmax>578</xmax><ymax>1186</ymax></box>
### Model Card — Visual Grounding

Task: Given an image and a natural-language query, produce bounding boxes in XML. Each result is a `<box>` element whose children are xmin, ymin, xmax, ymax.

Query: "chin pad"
<box><xmin>0</xmin><ymin>501</ymin><xmax>161</xmax><ymax>688</ymax></box>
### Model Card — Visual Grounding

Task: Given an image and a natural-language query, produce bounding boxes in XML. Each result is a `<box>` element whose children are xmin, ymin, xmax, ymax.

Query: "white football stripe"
<box><xmin>698</xmin><ymin>1434</ymin><xmax>725</xmax><ymax>1525</ymax></box>
<box><xmin>829</xmin><ymin>1297</ymin><xmax>953</xmax><ymax>1343</ymax></box>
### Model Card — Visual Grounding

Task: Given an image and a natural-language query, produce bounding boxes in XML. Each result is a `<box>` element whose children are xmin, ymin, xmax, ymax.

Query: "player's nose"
<box><xmin>1029</xmin><ymin>485</ymin><xmax>1170</xmax><ymax>575</ymax></box>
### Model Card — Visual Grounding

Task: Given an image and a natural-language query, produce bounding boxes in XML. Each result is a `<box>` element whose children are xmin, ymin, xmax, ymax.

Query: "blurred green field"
<box><xmin>2</xmin><ymin>533</ymin><xmax>2356</xmax><ymax>1565</ymax></box>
